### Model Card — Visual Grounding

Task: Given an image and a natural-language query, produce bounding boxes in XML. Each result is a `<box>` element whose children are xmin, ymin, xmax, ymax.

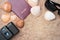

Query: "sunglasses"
<box><xmin>45</xmin><ymin>0</ymin><xmax>60</xmax><ymax>15</ymax></box>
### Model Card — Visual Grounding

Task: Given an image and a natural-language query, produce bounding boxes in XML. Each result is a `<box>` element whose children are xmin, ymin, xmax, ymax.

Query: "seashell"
<box><xmin>44</xmin><ymin>11</ymin><xmax>56</xmax><ymax>21</ymax></box>
<box><xmin>31</xmin><ymin>6</ymin><xmax>40</xmax><ymax>16</ymax></box>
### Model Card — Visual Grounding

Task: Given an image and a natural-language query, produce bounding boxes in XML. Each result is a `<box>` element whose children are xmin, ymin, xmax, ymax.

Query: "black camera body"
<box><xmin>0</xmin><ymin>22</ymin><xmax>19</xmax><ymax>40</ymax></box>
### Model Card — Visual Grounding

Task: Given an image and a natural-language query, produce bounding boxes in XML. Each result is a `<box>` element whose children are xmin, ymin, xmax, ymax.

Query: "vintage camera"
<box><xmin>0</xmin><ymin>31</ymin><xmax>7</xmax><ymax>40</ymax></box>
<box><xmin>0</xmin><ymin>22</ymin><xmax>19</xmax><ymax>40</ymax></box>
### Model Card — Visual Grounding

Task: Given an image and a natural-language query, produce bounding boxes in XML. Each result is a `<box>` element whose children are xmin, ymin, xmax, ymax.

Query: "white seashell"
<box><xmin>28</xmin><ymin>0</ymin><xmax>39</xmax><ymax>7</ymax></box>
<box><xmin>31</xmin><ymin>6</ymin><xmax>40</xmax><ymax>16</ymax></box>
<box><xmin>11</xmin><ymin>15</ymin><xmax>17</xmax><ymax>21</ymax></box>
<box><xmin>32</xmin><ymin>0</ymin><xmax>38</xmax><ymax>3</ymax></box>
<box><xmin>44</xmin><ymin>11</ymin><xmax>56</xmax><ymax>21</ymax></box>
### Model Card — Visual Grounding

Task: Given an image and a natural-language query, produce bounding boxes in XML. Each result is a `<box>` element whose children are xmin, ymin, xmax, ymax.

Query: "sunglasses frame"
<box><xmin>45</xmin><ymin>0</ymin><xmax>60</xmax><ymax>15</ymax></box>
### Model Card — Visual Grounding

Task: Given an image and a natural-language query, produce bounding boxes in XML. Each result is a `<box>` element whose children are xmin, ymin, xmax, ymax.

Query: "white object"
<box><xmin>32</xmin><ymin>0</ymin><xmax>38</xmax><ymax>3</ymax></box>
<box><xmin>28</xmin><ymin>0</ymin><xmax>39</xmax><ymax>7</ymax></box>
<box><xmin>31</xmin><ymin>6</ymin><xmax>40</xmax><ymax>16</ymax></box>
<box><xmin>44</xmin><ymin>11</ymin><xmax>56</xmax><ymax>21</ymax></box>
<box><xmin>11</xmin><ymin>15</ymin><xmax>17</xmax><ymax>21</ymax></box>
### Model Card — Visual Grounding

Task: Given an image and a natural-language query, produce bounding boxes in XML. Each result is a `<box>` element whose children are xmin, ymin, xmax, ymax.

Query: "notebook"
<box><xmin>8</xmin><ymin>0</ymin><xmax>31</xmax><ymax>19</ymax></box>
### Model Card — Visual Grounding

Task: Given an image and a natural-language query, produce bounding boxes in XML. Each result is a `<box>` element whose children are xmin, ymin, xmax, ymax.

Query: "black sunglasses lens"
<box><xmin>58</xmin><ymin>10</ymin><xmax>60</xmax><ymax>15</ymax></box>
<box><xmin>45</xmin><ymin>0</ymin><xmax>57</xmax><ymax>12</ymax></box>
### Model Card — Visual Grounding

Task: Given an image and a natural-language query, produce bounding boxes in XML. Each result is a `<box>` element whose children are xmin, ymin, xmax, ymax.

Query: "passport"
<box><xmin>8</xmin><ymin>0</ymin><xmax>31</xmax><ymax>19</ymax></box>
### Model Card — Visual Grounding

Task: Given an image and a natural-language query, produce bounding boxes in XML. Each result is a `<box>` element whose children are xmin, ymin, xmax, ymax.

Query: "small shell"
<box><xmin>31</xmin><ymin>6</ymin><xmax>40</xmax><ymax>16</ymax></box>
<box><xmin>44</xmin><ymin>11</ymin><xmax>56</xmax><ymax>21</ymax></box>
<box><xmin>16</xmin><ymin>19</ymin><xmax>24</xmax><ymax>28</ymax></box>
<box><xmin>2</xmin><ymin>2</ymin><xmax>12</xmax><ymax>12</ymax></box>
<box><xmin>11</xmin><ymin>15</ymin><xmax>17</xmax><ymax>21</ymax></box>
<box><xmin>28</xmin><ymin>0</ymin><xmax>39</xmax><ymax>7</ymax></box>
<box><xmin>1</xmin><ymin>13</ymin><xmax>10</xmax><ymax>23</ymax></box>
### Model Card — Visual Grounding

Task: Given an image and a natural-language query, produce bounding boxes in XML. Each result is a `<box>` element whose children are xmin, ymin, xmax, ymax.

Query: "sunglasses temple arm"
<box><xmin>52</xmin><ymin>1</ymin><xmax>60</xmax><ymax>7</ymax></box>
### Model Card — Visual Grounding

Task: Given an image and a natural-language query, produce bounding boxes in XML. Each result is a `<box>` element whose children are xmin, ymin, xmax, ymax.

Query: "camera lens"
<box><xmin>4</xmin><ymin>32</ymin><xmax>10</xmax><ymax>36</ymax></box>
<box><xmin>1</xmin><ymin>26</ymin><xmax>13</xmax><ymax>39</ymax></box>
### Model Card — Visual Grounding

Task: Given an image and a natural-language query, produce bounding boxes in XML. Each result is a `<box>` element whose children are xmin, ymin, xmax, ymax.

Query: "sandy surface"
<box><xmin>0</xmin><ymin>0</ymin><xmax>60</xmax><ymax>40</ymax></box>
